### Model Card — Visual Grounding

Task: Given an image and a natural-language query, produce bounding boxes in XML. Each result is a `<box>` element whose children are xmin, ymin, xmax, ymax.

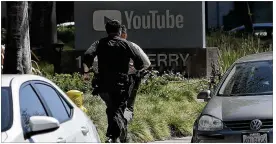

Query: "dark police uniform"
<box><xmin>83</xmin><ymin>35</ymin><xmax>144</xmax><ymax>142</ymax></box>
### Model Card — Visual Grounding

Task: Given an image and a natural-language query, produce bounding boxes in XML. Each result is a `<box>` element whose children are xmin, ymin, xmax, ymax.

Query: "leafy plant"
<box><xmin>207</xmin><ymin>31</ymin><xmax>272</xmax><ymax>73</ymax></box>
<box><xmin>57</xmin><ymin>26</ymin><xmax>75</xmax><ymax>49</ymax></box>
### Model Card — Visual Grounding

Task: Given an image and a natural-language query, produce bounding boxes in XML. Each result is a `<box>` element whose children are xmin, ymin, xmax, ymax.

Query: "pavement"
<box><xmin>197</xmin><ymin>99</ymin><xmax>205</xmax><ymax>103</ymax></box>
<box><xmin>151</xmin><ymin>137</ymin><xmax>192</xmax><ymax>143</ymax></box>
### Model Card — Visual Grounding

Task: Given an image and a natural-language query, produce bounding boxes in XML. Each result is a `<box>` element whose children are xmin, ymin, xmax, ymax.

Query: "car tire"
<box><xmin>191</xmin><ymin>136</ymin><xmax>200</xmax><ymax>143</ymax></box>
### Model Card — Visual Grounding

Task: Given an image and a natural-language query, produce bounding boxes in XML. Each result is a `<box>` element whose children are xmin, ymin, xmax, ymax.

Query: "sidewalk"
<box><xmin>150</xmin><ymin>136</ymin><xmax>192</xmax><ymax>143</ymax></box>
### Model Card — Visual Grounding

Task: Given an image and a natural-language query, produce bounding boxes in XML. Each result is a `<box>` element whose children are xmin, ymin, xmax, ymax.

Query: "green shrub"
<box><xmin>57</xmin><ymin>26</ymin><xmax>75</xmax><ymax>43</ymax></box>
<box><xmin>45</xmin><ymin>72</ymin><xmax>93</xmax><ymax>93</ymax></box>
<box><xmin>80</xmin><ymin>76</ymin><xmax>208</xmax><ymax>143</ymax></box>
<box><xmin>57</xmin><ymin>26</ymin><xmax>75</xmax><ymax>49</ymax></box>
<box><xmin>207</xmin><ymin>32</ymin><xmax>272</xmax><ymax>73</ymax></box>
<box><xmin>138</xmin><ymin>77</ymin><xmax>168</xmax><ymax>95</ymax></box>
<box><xmin>126</xmin><ymin>79</ymin><xmax>207</xmax><ymax>142</ymax></box>
<box><xmin>38</xmin><ymin>61</ymin><xmax>54</xmax><ymax>75</ymax></box>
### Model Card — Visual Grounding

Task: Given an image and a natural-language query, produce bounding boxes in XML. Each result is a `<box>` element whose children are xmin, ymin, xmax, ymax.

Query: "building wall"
<box><xmin>1</xmin><ymin>1</ymin><xmax>6</xmax><ymax>19</ymax></box>
<box><xmin>1</xmin><ymin>1</ymin><xmax>7</xmax><ymax>28</ymax></box>
<box><xmin>207</xmin><ymin>1</ymin><xmax>234</xmax><ymax>28</ymax></box>
<box><xmin>252</xmin><ymin>1</ymin><xmax>273</xmax><ymax>23</ymax></box>
<box><xmin>207</xmin><ymin>1</ymin><xmax>273</xmax><ymax>30</ymax></box>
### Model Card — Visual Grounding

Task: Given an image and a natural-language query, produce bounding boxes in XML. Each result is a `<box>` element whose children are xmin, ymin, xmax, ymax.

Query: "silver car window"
<box><xmin>218</xmin><ymin>60</ymin><xmax>272</xmax><ymax>96</ymax></box>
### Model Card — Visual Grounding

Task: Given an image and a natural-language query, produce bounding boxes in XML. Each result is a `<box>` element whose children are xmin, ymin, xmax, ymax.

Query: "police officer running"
<box><xmin>120</xmin><ymin>25</ymin><xmax>151</xmax><ymax>142</ymax></box>
<box><xmin>82</xmin><ymin>20</ymin><xmax>144</xmax><ymax>143</ymax></box>
<box><xmin>120</xmin><ymin>25</ymin><xmax>151</xmax><ymax>120</ymax></box>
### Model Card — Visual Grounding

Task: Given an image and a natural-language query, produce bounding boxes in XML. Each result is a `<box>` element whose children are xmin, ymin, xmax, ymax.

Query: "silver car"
<box><xmin>192</xmin><ymin>52</ymin><xmax>273</xmax><ymax>143</ymax></box>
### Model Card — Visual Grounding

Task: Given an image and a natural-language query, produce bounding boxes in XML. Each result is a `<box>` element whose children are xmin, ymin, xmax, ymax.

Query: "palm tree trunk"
<box><xmin>3</xmin><ymin>1</ymin><xmax>32</xmax><ymax>74</ymax></box>
<box><xmin>29</xmin><ymin>2</ymin><xmax>56</xmax><ymax>63</ymax></box>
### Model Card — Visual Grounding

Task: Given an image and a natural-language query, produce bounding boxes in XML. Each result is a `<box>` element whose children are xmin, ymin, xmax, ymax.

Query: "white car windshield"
<box><xmin>218</xmin><ymin>60</ymin><xmax>273</xmax><ymax>96</ymax></box>
<box><xmin>1</xmin><ymin>87</ymin><xmax>12</xmax><ymax>132</ymax></box>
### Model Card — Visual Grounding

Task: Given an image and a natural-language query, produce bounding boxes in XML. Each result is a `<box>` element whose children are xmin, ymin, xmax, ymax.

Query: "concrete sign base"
<box><xmin>59</xmin><ymin>47</ymin><xmax>219</xmax><ymax>79</ymax></box>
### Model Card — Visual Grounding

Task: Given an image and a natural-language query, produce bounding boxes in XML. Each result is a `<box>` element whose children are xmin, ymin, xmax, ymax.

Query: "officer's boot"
<box><xmin>105</xmin><ymin>136</ymin><xmax>120</xmax><ymax>143</ymax></box>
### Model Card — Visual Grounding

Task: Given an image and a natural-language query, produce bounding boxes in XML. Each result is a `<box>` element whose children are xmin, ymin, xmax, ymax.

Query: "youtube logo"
<box><xmin>93</xmin><ymin>10</ymin><xmax>184</xmax><ymax>31</ymax></box>
<box><xmin>93</xmin><ymin>10</ymin><xmax>122</xmax><ymax>31</ymax></box>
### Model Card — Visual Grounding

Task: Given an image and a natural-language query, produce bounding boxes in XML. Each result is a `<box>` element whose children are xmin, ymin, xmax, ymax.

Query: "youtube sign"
<box><xmin>93</xmin><ymin>10</ymin><xmax>122</xmax><ymax>31</ymax></box>
<box><xmin>75</xmin><ymin>1</ymin><xmax>205</xmax><ymax>49</ymax></box>
<box><xmin>93</xmin><ymin>10</ymin><xmax>184</xmax><ymax>31</ymax></box>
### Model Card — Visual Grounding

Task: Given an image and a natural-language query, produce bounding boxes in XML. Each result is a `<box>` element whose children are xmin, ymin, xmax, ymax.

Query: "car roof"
<box><xmin>235</xmin><ymin>51</ymin><xmax>273</xmax><ymax>64</ymax></box>
<box><xmin>229</xmin><ymin>23</ymin><xmax>273</xmax><ymax>32</ymax></box>
<box><xmin>1</xmin><ymin>74</ymin><xmax>79</xmax><ymax>112</ymax></box>
<box><xmin>253</xmin><ymin>23</ymin><xmax>273</xmax><ymax>27</ymax></box>
<box><xmin>1</xmin><ymin>74</ymin><xmax>50</xmax><ymax>87</ymax></box>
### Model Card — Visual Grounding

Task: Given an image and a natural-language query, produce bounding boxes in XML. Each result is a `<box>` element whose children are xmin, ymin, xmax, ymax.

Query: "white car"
<box><xmin>1</xmin><ymin>74</ymin><xmax>101</xmax><ymax>143</ymax></box>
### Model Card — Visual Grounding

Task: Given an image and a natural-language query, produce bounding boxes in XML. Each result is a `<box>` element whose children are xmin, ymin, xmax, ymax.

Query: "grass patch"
<box><xmin>82</xmin><ymin>79</ymin><xmax>207</xmax><ymax>143</ymax></box>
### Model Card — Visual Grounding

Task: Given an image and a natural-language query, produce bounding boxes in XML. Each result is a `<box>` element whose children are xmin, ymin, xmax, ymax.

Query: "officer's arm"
<box><xmin>83</xmin><ymin>41</ymin><xmax>99</xmax><ymax>73</ymax></box>
<box><xmin>132</xmin><ymin>43</ymin><xmax>151</xmax><ymax>70</ymax></box>
<box><xmin>124</xmin><ymin>41</ymin><xmax>144</xmax><ymax>71</ymax></box>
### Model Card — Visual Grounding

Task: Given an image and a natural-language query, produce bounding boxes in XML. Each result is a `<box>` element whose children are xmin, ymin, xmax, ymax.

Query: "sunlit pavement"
<box><xmin>151</xmin><ymin>136</ymin><xmax>192</xmax><ymax>143</ymax></box>
<box><xmin>197</xmin><ymin>99</ymin><xmax>205</xmax><ymax>103</ymax></box>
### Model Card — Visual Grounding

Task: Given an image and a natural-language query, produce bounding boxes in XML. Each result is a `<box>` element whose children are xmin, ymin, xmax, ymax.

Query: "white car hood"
<box><xmin>2</xmin><ymin>132</ymin><xmax>8</xmax><ymax>142</ymax></box>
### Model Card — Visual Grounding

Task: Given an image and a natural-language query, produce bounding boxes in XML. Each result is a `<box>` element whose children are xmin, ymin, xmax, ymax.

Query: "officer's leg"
<box><xmin>117</xmin><ymin>90</ymin><xmax>128</xmax><ymax>143</ymax></box>
<box><xmin>109</xmin><ymin>88</ymin><xmax>128</xmax><ymax>142</ymax></box>
<box><xmin>123</xmin><ymin>74</ymin><xmax>135</xmax><ymax>123</ymax></box>
<box><xmin>127</xmin><ymin>74</ymin><xmax>136</xmax><ymax>112</ymax></box>
<box><xmin>107</xmin><ymin>106</ymin><xmax>115</xmax><ymax>139</ymax></box>
<box><xmin>99</xmin><ymin>93</ymin><xmax>113</xmax><ymax>138</ymax></box>
<box><xmin>126</xmin><ymin>74</ymin><xmax>142</xmax><ymax>116</ymax></box>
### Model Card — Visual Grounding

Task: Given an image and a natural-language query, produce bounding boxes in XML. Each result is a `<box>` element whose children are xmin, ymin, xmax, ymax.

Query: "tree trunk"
<box><xmin>245</xmin><ymin>2</ymin><xmax>253</xmax><ymax>33</ymax></box>
<box><xmin>3</xmin><ymin>2</ymin><xmax>32</xmax><ymax>74</ymax></box>
<box><xmin>29</xmin><ymin>2</ymin><xmax>43</xmax><ymax>47</ymax></box>
<box><xmin>43</xmin><ymin>2</ymin><xmax>56</xmax><ymax>64</ymax></box>
<box><xmin>51</xmin><ymin>2</ymin><xmax>57</xmax><ymax>44</ymax></box>
<box><xmin>29</xmin><ymin>2</ymin><xmax>56</xmax><ymax>63</ymax></box>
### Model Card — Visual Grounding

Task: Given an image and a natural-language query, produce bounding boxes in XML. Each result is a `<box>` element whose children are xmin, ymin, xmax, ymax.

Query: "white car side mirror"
<box><xmin>29</xmin><ymin>116</ymin><xmax>60</xmax><ymax>132</ymax></box>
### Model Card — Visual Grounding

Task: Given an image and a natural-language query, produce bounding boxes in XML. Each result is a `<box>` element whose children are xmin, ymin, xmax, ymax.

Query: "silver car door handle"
<box><xmin>81</xmin><ymin>126</ymin><xmax>89</xmax><ymax>135</ymax></box>
<box><xmin>57</xmin><ymin>137</ymin><xmax>66</xmax><ymax>143</ymax></box>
